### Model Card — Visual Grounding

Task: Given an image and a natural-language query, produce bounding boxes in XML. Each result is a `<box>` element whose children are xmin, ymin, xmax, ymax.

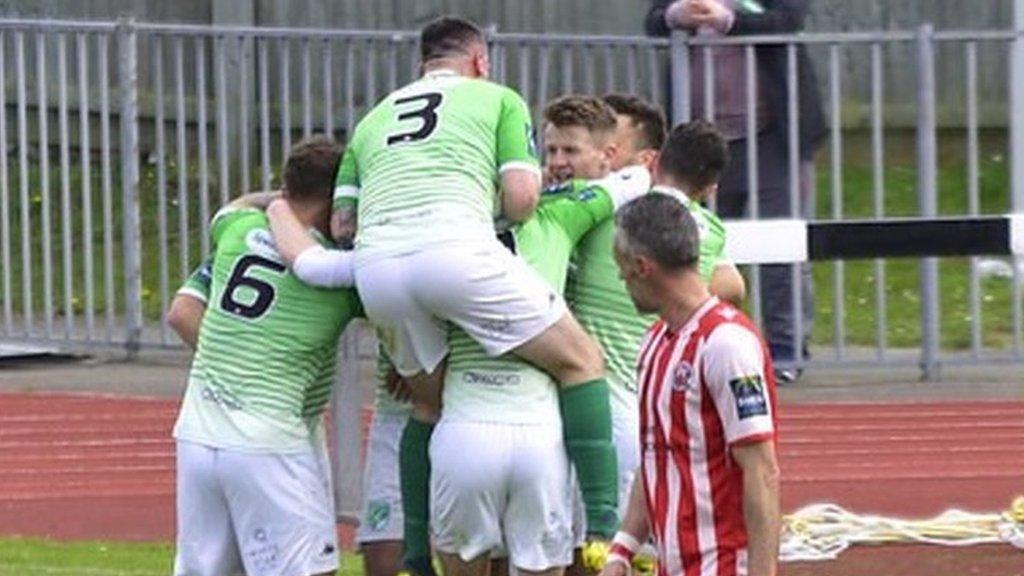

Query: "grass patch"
<box><xmin>0</xmin><ymin>537</ymin><xmax>364</xmax><ymax>576</ymax></box>
<box><xmin>809</xmin><ymin>129</ymin><xmax>1021</xmax><ymax>349</ymax></box>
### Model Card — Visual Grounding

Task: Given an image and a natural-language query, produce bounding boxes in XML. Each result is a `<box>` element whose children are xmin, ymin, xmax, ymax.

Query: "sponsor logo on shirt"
<box><xmin>462</xmin><ymin>370</ymin><xmax>522</xmax><ymax>387</ymax></box>
<box><xmin>245</xmin><ymin>229</ymin><xmax>283</xmax><ymax>262</ymax></box>
<box><xmin>729</xmin><ymin>374</ymin><xmax>768</xmax><ymax>419</ymax></box>
<box><xmin>573</xmin><ymin>186</ymin><xmax>598</xmax><ymax>202</ymax></box>
<box><xmin>201</xmin><ymin>385</ymin><xmax>243</xmax><ymax>411</ymax></box>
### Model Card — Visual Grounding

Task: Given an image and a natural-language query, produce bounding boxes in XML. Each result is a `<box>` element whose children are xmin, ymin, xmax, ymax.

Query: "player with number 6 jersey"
<box><xmin>172</xmin><ymin>136</ymin><xmax>361</xmax><ymax>576</ymax></box>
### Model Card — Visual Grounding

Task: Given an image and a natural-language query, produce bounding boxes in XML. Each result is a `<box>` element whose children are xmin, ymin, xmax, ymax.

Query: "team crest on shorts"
<box><xmin>366</xmin><ymin>500</ymin><xmax>392</xmax><ymax>531</ymax></box>
<box><xmin>672</xmin><ymin>361</ymin><xmax>695</xmax><ymax>392</ymax></box>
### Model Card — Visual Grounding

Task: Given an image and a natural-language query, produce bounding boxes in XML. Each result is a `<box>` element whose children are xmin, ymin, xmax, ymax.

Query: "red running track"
<box><xmin>0</xmin><ymin>393</ymin><xmax>1022</xmax><ymax>569</ymax></box>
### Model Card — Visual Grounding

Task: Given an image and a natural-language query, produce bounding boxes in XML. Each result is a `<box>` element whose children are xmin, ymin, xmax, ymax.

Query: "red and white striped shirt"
<box><xmin>637</xmin><ymin>297</ymin><xmax>778</xmax><ymax>576</ymax></box>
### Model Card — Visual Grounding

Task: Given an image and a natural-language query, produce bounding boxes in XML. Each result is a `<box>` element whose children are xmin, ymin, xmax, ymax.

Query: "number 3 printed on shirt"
<box><xmin>387</xmin><ymin>92</ymin><xmax>443</xmax><ymax>146</ymax></box>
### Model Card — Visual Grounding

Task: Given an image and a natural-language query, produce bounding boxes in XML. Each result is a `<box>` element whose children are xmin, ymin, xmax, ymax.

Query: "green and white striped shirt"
<box><xmin>173</xmin><ymin>207</ymin><xmax>363</xmax><ymax>453</ymax></box>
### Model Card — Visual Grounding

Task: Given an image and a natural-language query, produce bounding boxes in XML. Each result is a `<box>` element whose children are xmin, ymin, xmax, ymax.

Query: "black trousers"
<box><xmin>716</xmin><ymin>127</ymin><xmax>815</xmax><ymax>363</ymax></box>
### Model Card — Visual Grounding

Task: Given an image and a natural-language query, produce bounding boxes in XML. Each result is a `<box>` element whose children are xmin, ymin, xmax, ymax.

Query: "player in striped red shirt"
<box><xmin>601</xmin><ymin>193</ymin><xmax>781</xmax><ymax>576</ymax></box>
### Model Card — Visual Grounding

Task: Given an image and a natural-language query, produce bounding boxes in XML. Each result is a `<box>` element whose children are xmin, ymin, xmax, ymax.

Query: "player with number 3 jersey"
<box><xmin>322</xmin><ymin>16</ymin><xmax>622</xmax><ymax>575</ymax></box>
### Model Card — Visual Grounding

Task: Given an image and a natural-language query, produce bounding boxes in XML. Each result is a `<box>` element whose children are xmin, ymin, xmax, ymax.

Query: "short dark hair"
<box><xmin>602</xmin><ymin>93</ymin><xmax>667</xmax><ymax>151</ymax></box>
<box><xmin>543</xmin><ymin>95</ymin><xmax>617</xmax><ymax>135</ymax></box>
<box><xmin>615</xmin><ymin>193</ymin><xmax>700</xmax><ymax>271</ymax></box>
<box><xmin>283</xmin><ymin>135</ymin><xmax>343</xmax><ymax>201</ymax></box>
<box><xmin>658</xmin><ymin>120</ymin><xmax>729</xmax><ymax>190</ymax></box>
<box><xmin>420</xmin><ymin>16</ymin><xmax>485</xmax><ymax>63</ymax></box>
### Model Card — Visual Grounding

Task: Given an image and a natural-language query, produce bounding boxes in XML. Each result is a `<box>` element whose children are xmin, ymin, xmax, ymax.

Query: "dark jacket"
<box><xmin>645</xmin><ymin>0</ymin><xmax>826</xmax><ymax>159</ymax></box>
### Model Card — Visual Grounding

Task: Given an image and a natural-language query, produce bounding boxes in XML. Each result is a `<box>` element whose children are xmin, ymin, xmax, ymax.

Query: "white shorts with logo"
<box><xmin>355</xmin><ymin>242</ymin><xmax>568</xmax><ymax>377</ymax></box>
<box><xmin>430</xmin><ymin>420</ymin><xmax>575</xmax><ymax>571</ymax></box>
<box><xmin>174</xmin><ymin>440</ymin><xmax>338</xmax><ymax>576</ymax></box>
<box><xmin>356</xmin><ymin>411</ymin><xmax>408</xmax><ymax>544</ymax></box>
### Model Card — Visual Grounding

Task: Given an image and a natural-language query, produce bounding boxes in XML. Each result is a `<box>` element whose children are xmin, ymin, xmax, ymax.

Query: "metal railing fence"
<box><xmin>0</xmin><ymin>17</ymin><xmax>1021</xmax><ymax>379</ymax></box>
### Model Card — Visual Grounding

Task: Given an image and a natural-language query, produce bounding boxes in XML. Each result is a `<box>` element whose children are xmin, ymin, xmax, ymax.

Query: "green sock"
<box><xmin>559</xmin><ymin>378</ymin><xmax>619</xmax><ymax>539</ymax></box>
<box><xmin>399</xmin><ymin>418</ymin><xmax>435</xmax><ymax>570</ymax></box>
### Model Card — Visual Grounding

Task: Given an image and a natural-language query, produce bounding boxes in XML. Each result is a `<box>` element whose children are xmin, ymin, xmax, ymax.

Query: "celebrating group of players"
<box><xmin>166</xmin><ymin>14</ymin><xmax>780</xmax><ymax>576</ymax></box>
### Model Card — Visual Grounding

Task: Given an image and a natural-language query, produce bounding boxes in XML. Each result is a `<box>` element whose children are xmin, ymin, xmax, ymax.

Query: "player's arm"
<box><xmin>600</xmin><ymin>474</ymin><xmax>650</xmax><ymax>576</ymax></box>
<box><xmin>710</xmin><ymin>262</ymin><xmax>746</xmax><ymax>304</ymax></box>
<box><xmin>733</xmin><ymin>440</ymin><xmax>781</xmax><ymax>576</ymax></box>
<box><xmin>227</xmin><ymin>190</ymin><xmax>280</xmax><ymax>210</ymax></box>
<box><xmin>166</xmin><ymin>258</ymin><xmax>213</xmax><ymax>350</ymax></box>
<box><xmin>706</xmin><ymin>217</ymin><xmax>746</xmax><ymax>303</ymax></box>
<box><xmin>546</xmin><ymin>168</ymin><xmax>652</xmax><ymax>246</ymax></box>
<box><xmin>496</xmin><ymin>89</ymin><xmax>542</xmax><ymax>223</ymax></box>
<box><xmin>703</xmin><ymin>323</ymin><xmax>780</xmax><ymax>576</ymax></box>
<box><xmin>602</xmin><ymin>166</ymin><xmax>651</xmax><ymax>211</ymax></box>
<box><xmin>331</xmin><ymin>146</ymin><xmax>360</xmax><ymax>249</ymax></box>
<box><xmin>266</xmin><ymin>198</ymin><xmax>355</xmax><ymax>289</ymax></box>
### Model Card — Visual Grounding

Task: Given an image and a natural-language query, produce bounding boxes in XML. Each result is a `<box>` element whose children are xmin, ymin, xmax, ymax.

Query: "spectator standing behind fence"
<box><xmin>645</xmin><ymin>0</ymin><xmax>825</xmax><ymax>381</ymax></box>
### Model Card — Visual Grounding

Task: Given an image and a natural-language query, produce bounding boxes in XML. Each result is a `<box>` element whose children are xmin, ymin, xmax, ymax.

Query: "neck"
<box><xmin>289</xmin><ymin>199</ymin><xmax>330</xmax><ymax>236</ymax></box>
<box><xmin>423</xmin><ymin>58</ymin><xmax>472</xmax><ymax>77</ymax></box>
<box><xmin>658</xmin><ymin>273</ymin><xmax>713</xmax><ymax>331</ymax></box>
<box><xmin>653</xmin><ymin>176</ymin><xmax>695</xmax><ymax>200</ymax></box>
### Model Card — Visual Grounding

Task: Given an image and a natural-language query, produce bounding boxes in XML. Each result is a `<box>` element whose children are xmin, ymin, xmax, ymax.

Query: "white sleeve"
<box><xmin>599</xmin><ymin>165</ymin><xmax>652</xmax><ymax>210</ymax></box>
<box><xmin>291</xmin><ymin>245</ymin><xmax>355</xmax><ymax>288</ymax></box>
<box><xmin>701</xmin><ymin>323</ymin><xmax>775</xmax><ymax>445</ymax></box>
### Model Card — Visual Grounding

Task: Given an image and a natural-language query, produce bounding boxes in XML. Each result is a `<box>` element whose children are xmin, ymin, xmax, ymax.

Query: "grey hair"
<box><xmin>614</xmin><ymin>194</ymin><xmax>700</xmax><ymax>271</ymax></box>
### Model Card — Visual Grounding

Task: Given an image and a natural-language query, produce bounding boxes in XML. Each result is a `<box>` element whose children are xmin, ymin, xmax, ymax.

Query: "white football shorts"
<box><xmin>174</xmin><ymin>440</ymin><xmax>338</xmax><ymax>576</ymax></box>
<box><xmin>430</xmin><ymin>420</ymin><xmax>575</xmax><ymax>571</ymax></box>
<box><xmin>356</xmin><ymin>411</ymin><xmax>408</xmax><ymax>544</ymax></box>
<box><xmin>355</xmin><ymin>241</ymin><xmax>567</xmax><ymax>377</ymax></box>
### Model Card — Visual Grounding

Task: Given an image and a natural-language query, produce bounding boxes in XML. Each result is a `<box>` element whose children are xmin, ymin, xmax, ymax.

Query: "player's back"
<box><xmin>174</xmin><ymin>207</ymin><xmax>363</xmax><ymax>452</ymax></box>
<box><xmin>341</xmin><ymin>70</ymin><xmax>537</xmax><ymax>259</ymax></box>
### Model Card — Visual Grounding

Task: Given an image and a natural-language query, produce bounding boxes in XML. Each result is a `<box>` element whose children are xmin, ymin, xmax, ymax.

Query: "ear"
<box><xmin>634</xmin><ymin>254</ymin><xmax>657</xmax><ymax>279</ymax></box>
<box><xmin>641</xmin><ymin>150</ymin><xmax>660</xmax><ymax>175</ymax></box>
<box><xmin>474</xmin><ymin>51</ymin><xmax>490</xmax><ymax>79</ymax></box>
<box><xmin>601</xmin><ymin>140</ymin><xmax>619</xmax><ymax>170</ymax></box>
<box><xmin>694</xmin><ymin>182</ymin><xmax>719</xmax><ymax>200</ymax></box>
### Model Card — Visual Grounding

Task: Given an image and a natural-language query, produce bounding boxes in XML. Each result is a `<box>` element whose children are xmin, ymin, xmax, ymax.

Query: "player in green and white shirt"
<box><xmin>171</xmin><ymin>137</ymin><xmax>358</xmax><ymax>576</ymax></box>
<box><xmin>432</xmin><ymin>168</ymin><xmax>649</xmax><ymax>572</ymax></box>
<box><xmin>324</xmin><ymin>18</ymin><xmax>621</xmax><ymax>574</ymax></box>
<box><xmin>169</xmin><ymin>234</ymin><xmax>411</xmax><ymax>576</ymax></box>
